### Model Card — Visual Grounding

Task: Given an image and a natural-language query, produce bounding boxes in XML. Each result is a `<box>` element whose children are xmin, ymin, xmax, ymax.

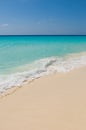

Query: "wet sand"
<box><xmin>0</xmin><ymin>67</ymin><xmax>86</xmax><ymax>130</ymax></box>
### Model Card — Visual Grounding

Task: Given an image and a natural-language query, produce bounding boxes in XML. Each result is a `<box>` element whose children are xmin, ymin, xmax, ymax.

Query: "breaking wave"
<box><xmin>0</xmin><ymin>52</ymin><xmax>86</xmax><ymax>93</ymax></box>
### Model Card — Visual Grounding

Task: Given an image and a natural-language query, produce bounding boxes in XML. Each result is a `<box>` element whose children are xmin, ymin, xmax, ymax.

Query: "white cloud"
<box><xmin>0</xmin><ymin>24</ymin><xmax>8</xmax><ymax>28</ymax></box>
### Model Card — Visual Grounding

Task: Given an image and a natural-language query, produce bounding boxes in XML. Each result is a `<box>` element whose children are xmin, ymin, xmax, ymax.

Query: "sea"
<box><xmin>0</xmin><ymin>35</ymin><xmax>86</xmax><ymax>93</ymax></box>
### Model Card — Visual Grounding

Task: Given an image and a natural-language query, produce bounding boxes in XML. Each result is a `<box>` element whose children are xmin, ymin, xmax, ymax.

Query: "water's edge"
<box><xmin>0</xmin><ymin>52</ymin><xmax>86</xmax><ymax>93</ymax></box>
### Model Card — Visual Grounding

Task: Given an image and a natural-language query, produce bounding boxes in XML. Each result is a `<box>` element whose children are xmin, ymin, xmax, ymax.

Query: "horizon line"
<box><xmin>0</xmin><ymin>34</ymin><xmax>86</xmax><ymax>36</ymax></box>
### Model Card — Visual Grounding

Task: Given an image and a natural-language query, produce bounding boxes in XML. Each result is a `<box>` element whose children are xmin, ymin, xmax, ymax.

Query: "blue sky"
<box><xmin>0</xmin><ymin>0</ymin><xmax>86</xmax><ymax>35</ymax></box>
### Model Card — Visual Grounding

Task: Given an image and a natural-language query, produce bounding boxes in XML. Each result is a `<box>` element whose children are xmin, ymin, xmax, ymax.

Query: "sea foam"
<box><xmin>0</xmin><ymin>52</ymin><xmax>86</xmax><ymax>93</ymax></box>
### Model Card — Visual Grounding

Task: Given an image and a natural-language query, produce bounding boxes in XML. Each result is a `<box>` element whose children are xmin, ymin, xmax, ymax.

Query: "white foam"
<box><xmin>0</xmin><ymin>52</ymin><xmax>86</xmax><ymax>93</ymax></box>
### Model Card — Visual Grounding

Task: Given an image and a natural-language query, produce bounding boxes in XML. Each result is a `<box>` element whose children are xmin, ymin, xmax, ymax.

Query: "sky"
<box><xmin>0</xmin><ymin>0</ymin><xmax>86</xmax><ymax>35</ymax></box>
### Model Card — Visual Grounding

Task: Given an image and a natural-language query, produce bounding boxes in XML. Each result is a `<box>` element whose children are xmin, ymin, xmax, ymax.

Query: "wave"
<box><xmin>0</xmin><ymin>52</ymin><xmax>86</xmax><ymax>93</ymax></box>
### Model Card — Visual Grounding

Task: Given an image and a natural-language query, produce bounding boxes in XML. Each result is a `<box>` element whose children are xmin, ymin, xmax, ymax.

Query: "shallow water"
<box><xmin>0</xmin><ymin>35</ymin><xmax>86</xmax><ymax>92</ymax></box>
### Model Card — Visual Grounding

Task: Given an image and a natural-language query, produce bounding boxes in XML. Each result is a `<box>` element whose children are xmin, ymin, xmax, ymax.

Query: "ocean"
<box><xmin>0</xmin><ymin>35</ymin><xmax>86</xmax><ymax>93</ymax></box>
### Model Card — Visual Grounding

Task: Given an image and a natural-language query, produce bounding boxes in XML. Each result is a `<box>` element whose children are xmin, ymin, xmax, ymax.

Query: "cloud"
<box><xmin>0</xmin><ymin>24</ymin><xmax>8</xmax><ymax>28</ymax></box>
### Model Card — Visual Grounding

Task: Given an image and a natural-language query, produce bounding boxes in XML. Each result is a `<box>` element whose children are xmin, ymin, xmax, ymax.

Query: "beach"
<box><xmin>0</xmin><ymin>0</ymin><xmax>86</xmax><ymax>129</ymax></box>
<box><xmin>0</xmin><ymin>67</ymin><xmax>86</xmax><ymax>130</ymax></box>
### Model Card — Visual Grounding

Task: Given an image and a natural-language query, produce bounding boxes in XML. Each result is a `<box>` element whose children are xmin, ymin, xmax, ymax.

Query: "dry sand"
<box><xmin>0</xmin><ymin>67</ymin><xmax>86</xmax><ymax>130</ymax></box>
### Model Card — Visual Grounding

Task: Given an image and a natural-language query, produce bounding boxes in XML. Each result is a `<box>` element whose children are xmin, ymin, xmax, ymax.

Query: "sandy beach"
<box><xmin>0</xmin><ymin>67</ymin><xmax>86</xmax><ymax>130</ymax></box>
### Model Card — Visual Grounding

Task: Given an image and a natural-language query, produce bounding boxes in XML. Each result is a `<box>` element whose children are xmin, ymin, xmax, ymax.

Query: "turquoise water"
<box><xmin>0</xmin><ymin>35</ymin><xmax>86</xmax><ymax>92</ymax></box>
<box><xmin>0</xmin><ymin>35</ymin><xmax>86</xmax><ymax>74</ymax></box>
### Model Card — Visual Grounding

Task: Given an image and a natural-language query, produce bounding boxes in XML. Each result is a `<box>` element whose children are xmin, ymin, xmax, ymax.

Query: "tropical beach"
<box><xmin>0</xmin><ymin>36</ymin><xmax>86</xmax><ymax>130</ymax></box>
<box><xmin>0</xmin><ymin>0</ymin><xmax>86</xmax><ymax>129</ymax></box>
<box><xmin>0</xmin><ymin>67</ymin><xmax>86</xmax><ymax>130</ymax></box>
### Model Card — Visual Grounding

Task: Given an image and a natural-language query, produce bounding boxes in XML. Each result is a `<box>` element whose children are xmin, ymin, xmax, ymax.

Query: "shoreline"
<box><xmin>0</xmin><ymin>66</ymin><xmax>86</xmax><ymax>98</ymax></box>
<box><xmin>0</xmin><ymin>67</ymin><xmax>86</xmax><ymax>129</ymax></box>
<box><xmin>0</xmin><ymin>51</ymin><xmax>86</xmax><ymax>93</ymax></box>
